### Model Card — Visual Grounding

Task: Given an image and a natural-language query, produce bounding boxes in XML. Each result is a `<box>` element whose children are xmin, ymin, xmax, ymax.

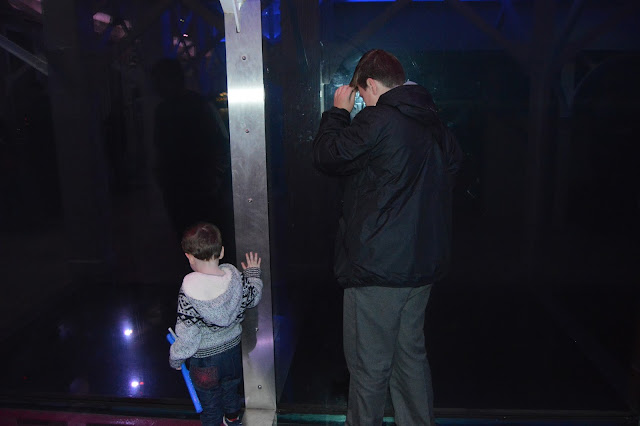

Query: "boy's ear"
<box><xmin>219</xmin><ymin>246</ymin><xmax>225</xmax><ymax>260</ymax></box>
<box><xmin>185</xmin><ymin>253</ymin><xmax>194</xmax><ymax>263</ymax></box>
<box><xmin>367</xmin><ymin>78</ymin><xmax>378</xmax><ymax>95</ymax></box>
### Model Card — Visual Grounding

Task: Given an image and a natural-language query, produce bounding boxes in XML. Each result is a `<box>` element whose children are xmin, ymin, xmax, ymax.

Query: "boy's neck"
<box><xmin>191</xmin><ymin>258</ymin><xmax>225</xmax><ymax>276</ymax></box>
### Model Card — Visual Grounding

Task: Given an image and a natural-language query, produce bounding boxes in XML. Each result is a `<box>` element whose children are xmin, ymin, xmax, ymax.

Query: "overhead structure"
<box><xmin>220</xmin><ymin>0</ymin><xmax>245</xmax><ymax>32</ymax></box>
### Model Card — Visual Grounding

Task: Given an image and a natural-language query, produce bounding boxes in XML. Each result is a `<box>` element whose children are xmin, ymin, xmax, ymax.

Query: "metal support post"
<box><xmin>223</xmin><ymin>0</ymin><xmax>276</xmax><ymax>424</ymax></box>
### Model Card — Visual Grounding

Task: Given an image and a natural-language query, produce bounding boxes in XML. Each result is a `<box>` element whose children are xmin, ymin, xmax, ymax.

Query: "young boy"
<box><xmin>169</xmin><ymin>222</ymin><xmax>262</xmax><ymax>426</ymax></box>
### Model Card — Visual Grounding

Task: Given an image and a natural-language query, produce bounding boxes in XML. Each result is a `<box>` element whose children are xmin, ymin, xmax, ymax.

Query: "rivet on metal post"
<box><xmin>258</xmin><ymin>385</ymin><xmax>262</xmax><ymax>389</ymax></box>
<box><xmin>248</xmin><ymin>198</ymin><xmax>253</xmax><ymax>203</ymax></box>
<box><xmin>242</xmin><ymin>55</ymin><xmax>247</xmax><ymax>61</ymax></box>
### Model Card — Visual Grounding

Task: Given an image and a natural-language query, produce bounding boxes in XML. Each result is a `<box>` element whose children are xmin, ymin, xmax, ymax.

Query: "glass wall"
<box><xmin>0</xmin><ymin>0</ymin><xmax>639</xmax><ymax>421</ymax></box>
<box><xmin>264</xmin><ymin>0</ymin><xmax>640</xmax><ymax>417</ymax></box>
<box><xmin>0</xmin><ymin>0</ymin><xmax>234</xmax><ymax>408</ymax></box>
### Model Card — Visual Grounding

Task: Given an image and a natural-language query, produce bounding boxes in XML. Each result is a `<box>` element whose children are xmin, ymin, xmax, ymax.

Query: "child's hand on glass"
<box><xmin>241</xmin><ymin>252</ymin><xmax>261</xmax><ymax>270</ymax></box>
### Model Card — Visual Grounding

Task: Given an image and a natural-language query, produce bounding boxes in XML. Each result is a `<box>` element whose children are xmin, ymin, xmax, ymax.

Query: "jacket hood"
<box><xmin>378</xmin><ymin>83</ymin><xmax>440</xmax><ymax>127</ymax></box>
<box><xmin>182</xmin><ymin>264</ymin><xmax>243</xmax><ymax>327</ymax></box>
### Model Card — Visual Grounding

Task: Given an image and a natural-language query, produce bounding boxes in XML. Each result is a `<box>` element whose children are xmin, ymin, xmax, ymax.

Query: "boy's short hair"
<box><xmin>350</xmin><ymin>49</ymin><xmax>406</xmax><ymax>90</ymax></box>
<box><xmin>181</xmin><ymin>222</ymin><xmax>223</xmax><ymax>261</ymax></box>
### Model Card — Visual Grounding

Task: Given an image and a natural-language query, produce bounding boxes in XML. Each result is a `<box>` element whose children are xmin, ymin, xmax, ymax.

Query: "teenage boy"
<box><xmin>313</xmin><ymin>49</ymin><xmax>462</xmax><ymax>426</ymax></box>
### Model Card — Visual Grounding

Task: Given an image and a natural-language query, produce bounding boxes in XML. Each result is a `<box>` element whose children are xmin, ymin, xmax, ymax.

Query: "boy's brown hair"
<box><xmin>181</xmin><ymin>222</ymin><xmax>222</xmax><ymax>261</ymax></box>
<box><xmin>350</xmin><ymin>49</ymin><xmax>406</xmax><ymax>90</ymax></box>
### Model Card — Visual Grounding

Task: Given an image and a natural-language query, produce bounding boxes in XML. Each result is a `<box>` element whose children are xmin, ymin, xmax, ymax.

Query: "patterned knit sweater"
<box><xmin>169</xmin><ymin>264</ymin><xmax>262</xmax><ymax>369</ymax></box>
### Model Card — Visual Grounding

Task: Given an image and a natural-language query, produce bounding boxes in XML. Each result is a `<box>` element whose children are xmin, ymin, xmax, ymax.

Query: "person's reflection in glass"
<box><xmin>150</xmin><ymin>59</ymin><xmax>234</xmax><ymax>258</ymax></box>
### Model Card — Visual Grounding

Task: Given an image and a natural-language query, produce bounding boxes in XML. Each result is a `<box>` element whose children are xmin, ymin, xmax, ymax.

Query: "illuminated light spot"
<box><xmin>139</xmin><ymin>382</ymin><xmax>144</xmax><ymax>385</ymax></box>
<box><xmin>124</xmin><ymin>329</ymin><xmax>133</xmax><ymax>337</ymax></box>
<box><xmin>131</xmin><ymin>381</ymin><xmax>140</xmax><ymax>388</ymax></box>
<box><xmin>228</xmin><ymin>87</ymin><xmax>265</xmax><ymax>104</ymax></box>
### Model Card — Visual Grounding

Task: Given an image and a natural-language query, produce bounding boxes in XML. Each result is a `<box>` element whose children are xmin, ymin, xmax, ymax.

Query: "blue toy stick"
<box><xmin>167</xmin><ymin>328</ymin><xmax>203</xmax><ymax>413</ymax></box>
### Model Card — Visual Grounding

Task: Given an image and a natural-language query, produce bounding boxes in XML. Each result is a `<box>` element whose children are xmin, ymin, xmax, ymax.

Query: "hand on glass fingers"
<box><xmin>241</xmin><ymin>252</ymin><xmax>261</xmax><ymax>270</ymax></box>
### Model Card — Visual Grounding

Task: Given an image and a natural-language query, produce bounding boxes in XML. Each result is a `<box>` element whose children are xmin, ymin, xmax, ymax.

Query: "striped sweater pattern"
<box><xmin>169</xmin><ymin>264</ymin><xmax>262</xmax><ymax>369</ymax></box>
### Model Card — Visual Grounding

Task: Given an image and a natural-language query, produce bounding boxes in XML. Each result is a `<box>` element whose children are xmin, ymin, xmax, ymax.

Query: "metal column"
<box><xmin>223</xmin><ymin>1</ymin><xmax>276</xmax><ymax>424</ymax></box>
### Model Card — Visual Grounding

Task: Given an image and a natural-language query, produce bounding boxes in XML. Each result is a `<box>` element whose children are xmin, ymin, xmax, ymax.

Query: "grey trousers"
<box><xmin>343</xmin><ymin>285</ymin><xmax>435</xmax><ymax>426</ymax></box>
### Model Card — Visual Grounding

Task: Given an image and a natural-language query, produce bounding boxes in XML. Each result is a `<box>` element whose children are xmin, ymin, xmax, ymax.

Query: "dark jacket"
<box><xmin>313</xmin><ymin>83</ymin><xmax>462</xmax><ymax>288</ymax></box>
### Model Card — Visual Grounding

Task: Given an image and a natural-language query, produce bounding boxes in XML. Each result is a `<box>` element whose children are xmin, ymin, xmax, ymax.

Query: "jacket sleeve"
<box><xmin>169</xmin><ymin>290</ymin><xmax>203</xmax><ymax>369</ymax></box>
<box><xmin>241</xmin><ymin>267</ymin><xmax>263</xmax><ymax>310</ymax></box>
<box><xmin>313</xmin><ymin>107</ymin><xmax>380</xmax><ymax>175</ymax></box>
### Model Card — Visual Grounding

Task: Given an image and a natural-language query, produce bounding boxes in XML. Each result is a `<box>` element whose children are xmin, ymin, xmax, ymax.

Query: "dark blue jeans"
<box><xmin>189</xmin><ymin>343</ymin><xmax>243</xmax><ymax>426</ymax></box>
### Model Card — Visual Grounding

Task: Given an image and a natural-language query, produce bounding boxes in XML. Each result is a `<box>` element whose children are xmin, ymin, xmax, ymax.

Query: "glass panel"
<box><xmin>0</xmin><ymin>1</ymin><xmax>234</xmax><ymax>407</ymax></box>
<box><xmin>265</xmin><ymin>0</ymin><xmax>640</xmax><ymax>417</ymax></box>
